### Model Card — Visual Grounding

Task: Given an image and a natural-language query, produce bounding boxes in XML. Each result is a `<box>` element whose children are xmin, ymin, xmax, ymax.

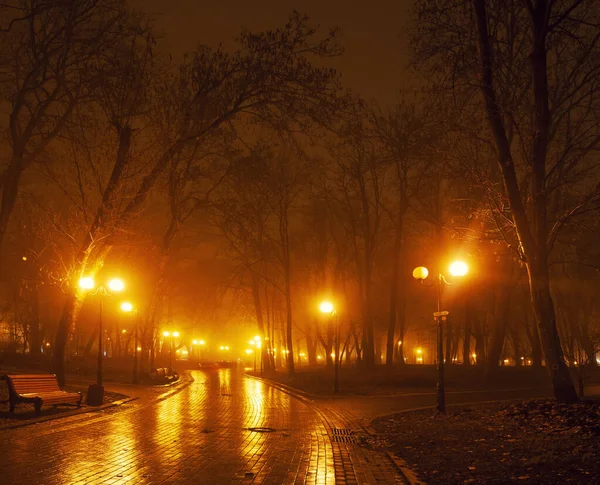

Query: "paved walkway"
<box><xmin>1</xmin><ymin>369</ymin><xmax>406</xmax><ymax>484</ymax></box>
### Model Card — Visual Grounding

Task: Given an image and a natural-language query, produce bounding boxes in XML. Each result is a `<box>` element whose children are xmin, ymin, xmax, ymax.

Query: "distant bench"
<box><xmin>1</xmin><ymin>374</ymin><xmax>82</xmax><ymax>414</ymax></box>
<box><xmin>149</xmin><ymin>367</ymin><xmax>178</xmax><ymax>383</ymax></box>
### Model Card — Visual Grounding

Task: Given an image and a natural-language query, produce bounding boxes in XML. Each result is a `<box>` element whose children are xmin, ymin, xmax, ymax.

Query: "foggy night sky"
<box><xmin>132</xmin><ymin>0</ymin><xmax>414</xmax><ymax>106</ymax></box>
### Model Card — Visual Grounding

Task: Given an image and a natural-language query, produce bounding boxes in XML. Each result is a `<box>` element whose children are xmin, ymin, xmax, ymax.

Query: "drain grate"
<box><xmin>331</xmin><ymin>428</ymin><xmax>357</xmax><ymax>443</ymax></box>
<box><xmin>332</xmin><ymin>435</ymin><xmax>357</xmax><ymax>443</ymax></box>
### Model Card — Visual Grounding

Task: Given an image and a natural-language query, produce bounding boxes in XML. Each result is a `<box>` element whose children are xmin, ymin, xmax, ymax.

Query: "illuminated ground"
<box><xmin>0</xmin><ymin>369</ymin><xmax>406</xmax><ymax>484</ymax></box>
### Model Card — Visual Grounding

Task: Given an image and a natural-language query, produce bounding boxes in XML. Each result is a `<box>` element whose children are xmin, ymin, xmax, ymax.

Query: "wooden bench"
<box><xmin>1</xmin><ymin>374</ymin><xmax>82</xmax><ymax>414</ymax></box>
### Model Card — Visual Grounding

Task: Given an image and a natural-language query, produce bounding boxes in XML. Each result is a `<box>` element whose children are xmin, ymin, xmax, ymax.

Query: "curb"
<box><xmin>1</xmin><ymin>371</ymin><xmax>194</xmax><ymax>431</ymax></box>
<box><xmin>0</xmin><ymin>396</ymin><xmax>139</xmax><ymax>431</ymax></box>
<box><xmin>244</xmin><ymin>373</ymin><xmax>317</xmax><ymax>402</ymax></box>
<box><xmin>247</xmin><ymin>374</ymin><xmax>424</xmax><ymax>485</ymax></box>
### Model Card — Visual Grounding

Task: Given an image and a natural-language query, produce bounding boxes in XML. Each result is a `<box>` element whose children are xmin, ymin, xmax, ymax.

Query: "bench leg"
<box><xmin>9</xmin><ymin>402</ymin><xmax>15</xmax><ymax>413</ymax></box>
<box><xmin>34</xmin><ymin>399</ymin><xmax>42</xmax><ymax>415</ymax></box>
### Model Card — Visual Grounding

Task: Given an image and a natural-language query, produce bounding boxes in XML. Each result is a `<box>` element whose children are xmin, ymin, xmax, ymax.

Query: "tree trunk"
<box><xmin>306</xmin><ymin>320</ymin><xmax>317</xmax><ymax>365</ymax></box>
<box><xmin>472</xmin><ymin>0</ymin><xmax>577</xmax><ymax>402</ymax></box>
<box><xmin>0</xmin><ymin>154</ymin><xmax>24</xmax><ymax>251</ymax></box>
<box><xmin>53</xmin><ymin>291</ymin><xmax>82</xmax><ymax>386</ymax></box>
<box><xmin>29</xmin><ymin>284</ymin><xmax>42</xmax><ymax>356</ymax></box>
<box><xmin>386</xmin><ymin>209</ymin><xmax>405</xmax><ymax>366</ymax></box>
<box><xmin>529</xmin><ymin>266</ymin><xmax>578</xmax><ymax>401</ymax></box>
<box><xmin>463</xmin><ymin>306</ymin><xmax>471</xmax><ymax>366</ymax></box>
<box><xmin>486</xmin><ymin>284</ymin><xmax>511</xmax><ymax>374</ymax></box>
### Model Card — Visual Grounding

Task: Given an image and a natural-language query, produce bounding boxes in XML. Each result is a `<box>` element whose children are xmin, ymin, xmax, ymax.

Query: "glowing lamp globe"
<box><xmin>108</xmin><ymin>278</ymin><xmax>125</xmax><ymax>292</ymax></box>
<box><xmin>449</xmin><ymin>261</ymin><xmax>468</xmax><ymax>277</ymax></box>
<box><xmin>412</xmin><ymin>266</ymin><xmax>429</xmax><ymax>281</ymax></box>
<box><xmin>319</xmin><ymin>301</ymin><xmax>334</xmax><ymax>314</ymax></box>
<box><xmin>79</xmin><ymin>276</ymin><xmax>95</xmax><ymax>290</ymax></box>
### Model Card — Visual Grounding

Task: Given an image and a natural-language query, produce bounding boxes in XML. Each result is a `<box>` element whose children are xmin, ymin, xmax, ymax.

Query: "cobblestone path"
<box><xmin>1</xmin><ymin>369</ymin><xmax>406</xmax><ymax>485</ymax></box>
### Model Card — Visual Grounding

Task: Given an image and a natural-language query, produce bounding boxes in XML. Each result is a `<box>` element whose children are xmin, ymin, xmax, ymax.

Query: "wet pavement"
<box><xmin>1</xmin><ymin>369</ymin><xmax>406</xmax><ymax>484</ymax></box>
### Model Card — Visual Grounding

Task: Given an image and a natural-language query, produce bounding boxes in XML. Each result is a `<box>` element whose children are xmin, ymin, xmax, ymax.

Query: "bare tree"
<box><xmin>0</xmin><ymin>0</ymin><xmax>130</xmax><ymax>251</ymax></box>
<box><xmin>413</xmin><ymin>0</ymin><xmax>600</xmax><ymax>402</ymax></box>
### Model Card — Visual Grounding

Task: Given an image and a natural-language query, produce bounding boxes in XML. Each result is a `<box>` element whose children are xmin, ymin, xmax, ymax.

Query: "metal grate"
<box><xmin>331</xmin><ymin>428</ymin><xmax>357</xmax><ymax>443</ymax></box>
<box><xmin>332</xmin><ymin>435</ymin><xmax>357</xmax><ymax>443</ymax></box>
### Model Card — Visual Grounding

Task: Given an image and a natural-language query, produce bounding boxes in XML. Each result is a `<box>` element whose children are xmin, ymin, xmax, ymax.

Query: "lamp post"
<box><xmin>120</xmin><ymin>301</ymin><xmax>139</xmax><ymax>384</ymax></box>
<box><xmin>163</xmin><ymin>331</ymin><xmax>180</xmax><ymax>370</ymax></box>
<box><xmin>413</xmin><ymin>261</ymin><xmax>468</xmax><ymax>413</ymax></box>
<box><xmin>79</xmin><ymin>276</ymin><xmax>125</xmax><ymax>405</ymax></box>
<box><xmin>319</xmin><ymin>300</ymin><xmax>339</xmax><ymax>393</ymax></box>
<box><xmin>192</xmin><ymin>339</ymin><xmax>206</xmax><ymax>366</ymax></box>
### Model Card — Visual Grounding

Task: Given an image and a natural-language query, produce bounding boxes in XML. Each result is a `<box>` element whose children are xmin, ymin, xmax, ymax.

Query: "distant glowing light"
<box><xmin>416</xmin><ymin>348</ymin><xmax>422</xmax><ymax>354</ymax></box>
<box><xmin>245</xmin><ymin>349</ymin><xmax>253</xmax><ymax>355</ymax></box>
<box><xmin>22</xmin><ymin>256</ymin><xmax>27</xmax><ymax>261</ymax></box>
<box><xmin>503</xmin><ymin>359</ymin><xmax>509</xmax><ymax>364</ymax></box>
<box><xmin>193</xmin><ymin>340</ymin><xmax>198</xmax><ymax>345</ymax></box>
<box><xmin>137</xmin><ymin>346</ymin><xmax>142</xmax><ymax>351</ymax></box>
<box><xmin>120</xmin><ymin>301</ymin><xmax>133</xmax><ymax>312</ymax></box>
<box><xmin>173</xmin><ymin>331</ymin><xmax>180</xmax><ymax>338</ymax></box>
<box><xmin>163</xmin><ymin>331</ymin><xmax>170</xmax><ymax>337</ymax></box>
<box><xmin>199</xmin><ymin>340</ymin><xmax>205</xmax><ymax>345</ymax></box>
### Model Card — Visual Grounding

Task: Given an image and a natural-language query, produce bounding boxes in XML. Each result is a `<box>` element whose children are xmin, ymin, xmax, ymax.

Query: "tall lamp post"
<box><xmin>79</xmin><ymin>276</ymin><xmax>125</xmax><ymax>405</ymax></box>
<box><xmin>412</xmin><ymin>261</ymin><xmax>468</xmax><ymax>413</ymax></box>
<box><xmin>120</xmin><ymin>301</ymin><xmax>139</xmax><ymax>384</ymax></box>
<box><xmin>163</xmin><ymin>331</ymin><xmax>180</xmax><ymax>370</ymax></box>
<box><xmin>319</xmin><ymin>300</ymin><xmax>339</xmax><ymax>393</ymax></box>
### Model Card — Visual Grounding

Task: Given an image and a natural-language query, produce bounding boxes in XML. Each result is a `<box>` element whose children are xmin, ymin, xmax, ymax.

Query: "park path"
<box><xmin>0</xmin><ymin>369</ymin><xmax>406</xmax><ymax>485</ymax></box>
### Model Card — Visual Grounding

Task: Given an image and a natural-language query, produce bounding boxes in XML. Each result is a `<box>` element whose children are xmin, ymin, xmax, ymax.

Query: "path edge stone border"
<box><xmin>247</xmin><ymin>373</ymin><xmax>425</xmax><ymax>485</ymax></box>
<box><xmin>0</xmin><ymin>395</ymin><xmax>139</xmax><ymax>431</ymax></box>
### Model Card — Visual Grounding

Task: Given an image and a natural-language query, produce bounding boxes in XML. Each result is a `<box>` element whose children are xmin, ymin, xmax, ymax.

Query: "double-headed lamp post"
<box><xmin>412</xmin><ymin>261</ymin><xmax>468</xmax><ymax>413</ymax></box>
<box><xmin>319</xmin><ymin>300</ymin><xmax>340</xmax><ymax>393</ymax></box>
<box><xmin>79</xmin><ymin>276</ymin><xmax>125</xmax><ymax>405</ymax></box>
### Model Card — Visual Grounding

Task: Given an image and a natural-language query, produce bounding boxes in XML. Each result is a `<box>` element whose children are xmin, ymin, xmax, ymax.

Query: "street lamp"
<box><xmin>413</xmin><ymin>261</ymin><xmax>468</xmax><ymax>413</ymax></box>
<box><xmin>163</xmin><ymin>331</ymin><xmax>180</xmax><ymax>370</ymax></box>
<box><xmin>320</xmin><ymin>300</ymin><xmax>340</xmax><ymax>393</ymax></box>
<box><xmin>192</xmin><ymin>339</ymin><xmax>206</xmax><ymax>365</ymax></box>
<box><xmin>79</xmin><ymin>276</ymin><xmax>125</xmax><ymax>405</ymax></box>
<box><xmin>121</xmin><ymin>301</ymin><xmax>139</xmax><ymax>384</ymax></box>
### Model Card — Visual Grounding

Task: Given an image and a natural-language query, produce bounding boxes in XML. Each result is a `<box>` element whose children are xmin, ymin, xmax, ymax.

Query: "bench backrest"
<box><xmin>3</xmin><ymin>374</ymin><xmax>62</xmax><ymax>395</ymax></box>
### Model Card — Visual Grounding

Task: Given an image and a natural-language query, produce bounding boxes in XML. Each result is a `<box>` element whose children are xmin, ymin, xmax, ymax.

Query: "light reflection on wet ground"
<box><xmin>1</xmin><ymin>369</ymin><xmax>340</xmax><ymax>484</ymax></box>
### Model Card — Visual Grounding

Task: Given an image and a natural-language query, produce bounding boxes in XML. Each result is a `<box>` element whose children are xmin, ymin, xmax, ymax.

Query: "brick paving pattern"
<box><xmin>1</xmin><ymin>370</ymin><xmax>406</xmax><ymax>484</ymax></box>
